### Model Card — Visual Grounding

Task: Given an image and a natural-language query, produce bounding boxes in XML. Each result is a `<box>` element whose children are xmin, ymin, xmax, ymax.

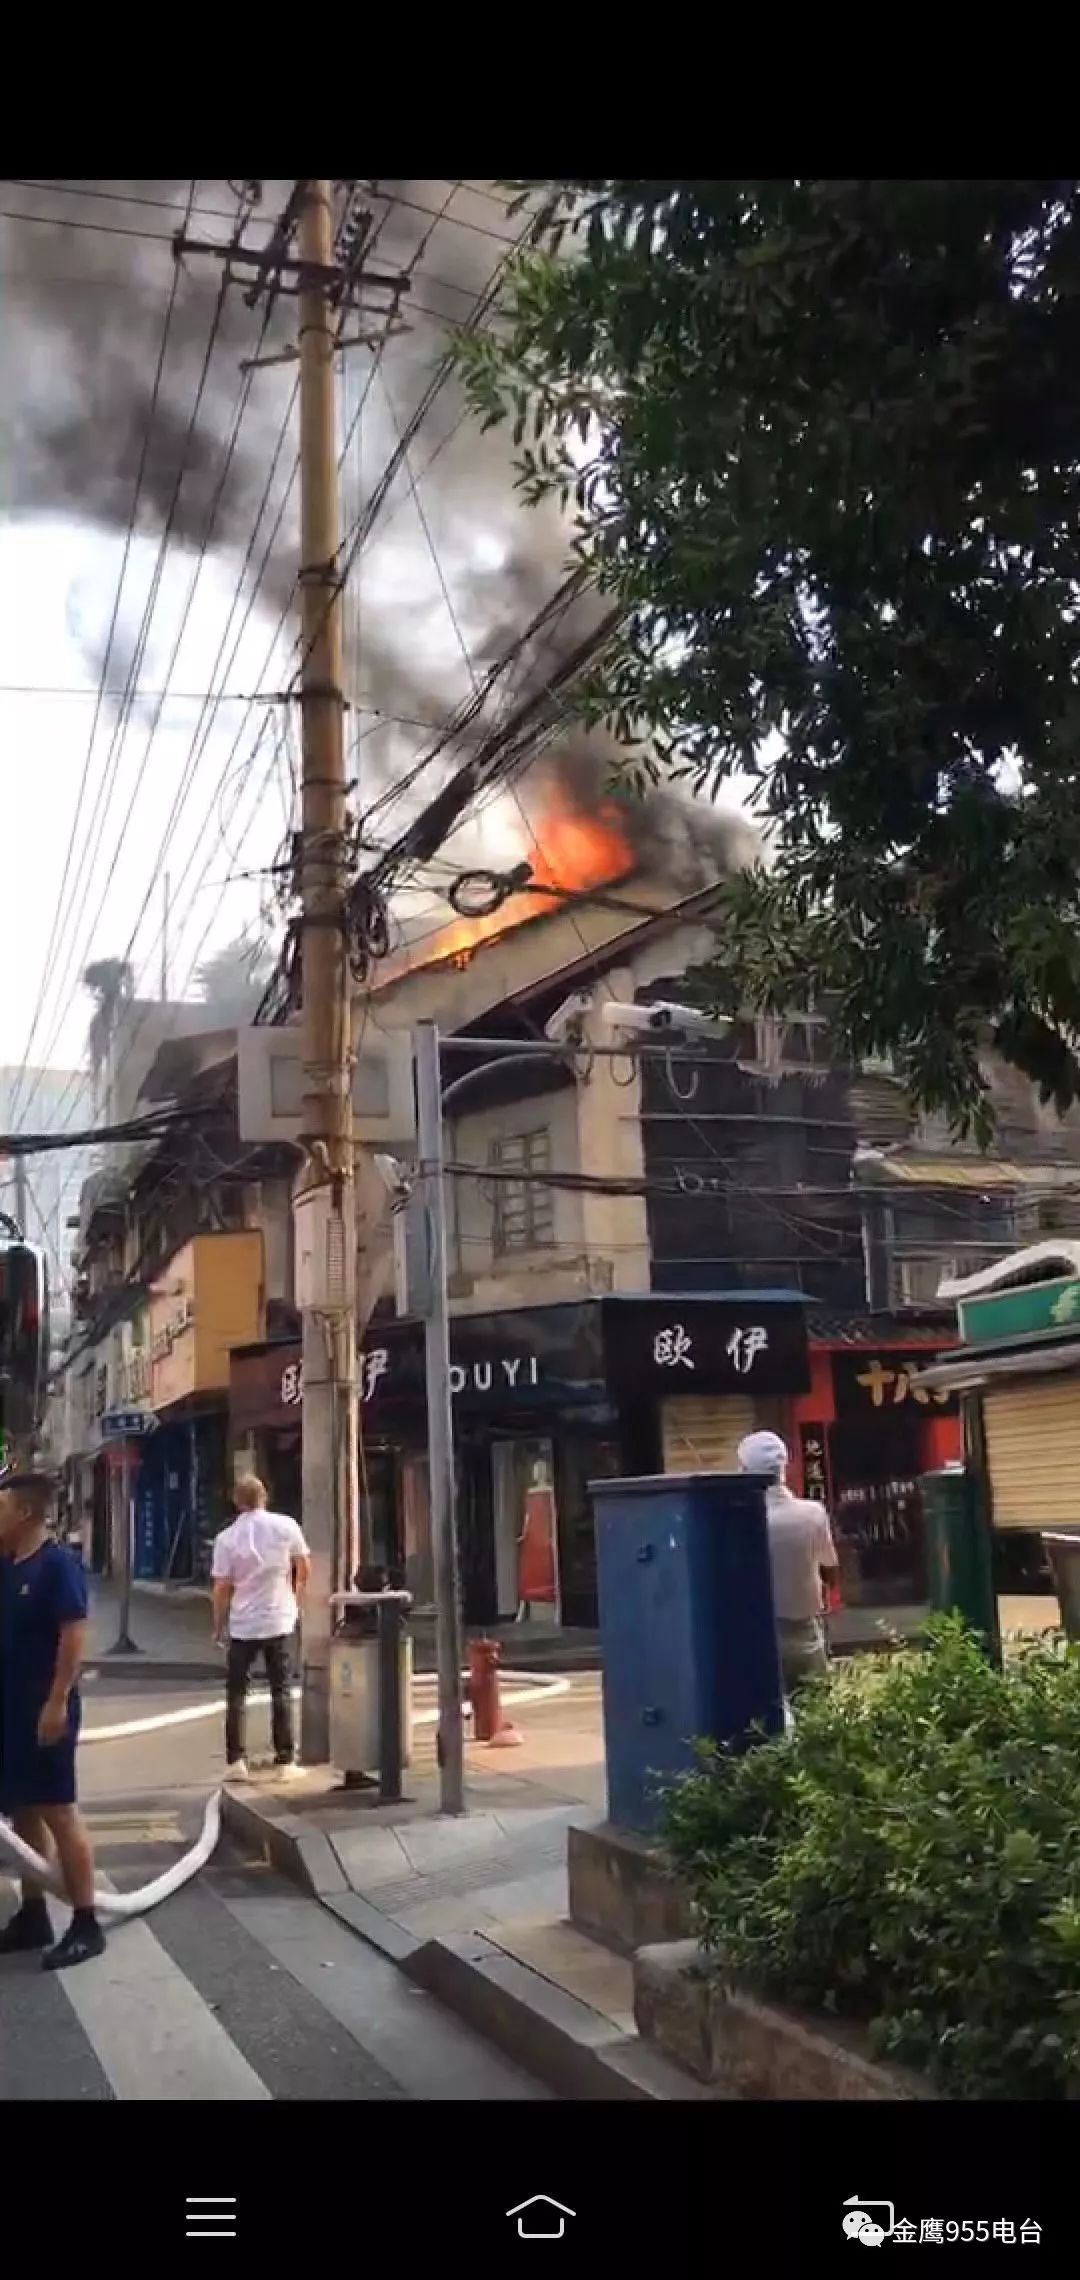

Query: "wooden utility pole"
<box><xmin>294</xmin><ymin>179</ymin><xmax>358</xmax><ymax>1763</ymax></box>
<box><xmin>173</xmin><ymin>182</ymin><xmax>411</xmax><ymax>1761</ymax></box>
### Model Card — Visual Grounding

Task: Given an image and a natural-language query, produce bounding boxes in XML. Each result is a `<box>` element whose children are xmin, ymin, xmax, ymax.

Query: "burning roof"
<box><xmin>371</xmin><ymin>743</ymin><xmax>759</xmax><ymax>1014</ymax></box>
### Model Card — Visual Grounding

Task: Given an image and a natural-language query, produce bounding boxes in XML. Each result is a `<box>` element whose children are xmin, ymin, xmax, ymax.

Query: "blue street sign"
<box><xmin>101</xmin><ymin>1409</ymin><xmax>159</xmax><ymax>1441</ymax></box>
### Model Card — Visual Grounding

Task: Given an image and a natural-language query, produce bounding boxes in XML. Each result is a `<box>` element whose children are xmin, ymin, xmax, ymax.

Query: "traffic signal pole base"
<box><xmin>107</xmin><ymin>1634</ymin><xmax>142</xmax><ymax>1656</ymax></box>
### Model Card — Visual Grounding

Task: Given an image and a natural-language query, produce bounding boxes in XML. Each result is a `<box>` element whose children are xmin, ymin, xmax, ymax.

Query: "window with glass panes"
<box><xmin>490</xmin><ymin>1129</ymin><xmax>555</xmax><ymax>1254</ymax></box>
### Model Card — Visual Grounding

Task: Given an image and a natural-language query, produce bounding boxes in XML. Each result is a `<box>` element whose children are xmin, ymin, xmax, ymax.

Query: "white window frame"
<box><xmin>490</xmin><ymin>1128</ymin><xmax>555</xmax><ymax>1257</ymax></box>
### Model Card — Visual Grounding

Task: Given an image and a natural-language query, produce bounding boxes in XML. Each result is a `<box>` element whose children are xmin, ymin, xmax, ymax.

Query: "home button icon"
<box><xmin>506</xmin><ymin>2196</ymin><xmax>576</xmax><ymax>2242</ymax></box>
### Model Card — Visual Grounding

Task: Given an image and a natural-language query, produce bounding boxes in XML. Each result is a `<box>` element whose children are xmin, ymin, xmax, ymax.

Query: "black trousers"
<box><xmin>225</xmin><ymin>1635</ymin><xmax>295</xmax><ymax>1765</ymax></box>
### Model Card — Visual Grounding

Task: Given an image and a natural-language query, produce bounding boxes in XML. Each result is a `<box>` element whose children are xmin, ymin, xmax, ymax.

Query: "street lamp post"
<box><xmin>412</xmin><ymin>1004</ymin><xmax>725</xmax><ymax>1816</ymax></box>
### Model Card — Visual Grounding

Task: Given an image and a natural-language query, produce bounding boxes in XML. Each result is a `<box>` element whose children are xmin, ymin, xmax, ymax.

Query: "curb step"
<box><xmin>407</xmin><ymin>1927</ymin><xmax>715</xmax><ymax>2101</ymax></box>
<box><xmin>219</xmin><ymin>1788</ymin><xmax>714</xmax><ymax>2100</ymax></box>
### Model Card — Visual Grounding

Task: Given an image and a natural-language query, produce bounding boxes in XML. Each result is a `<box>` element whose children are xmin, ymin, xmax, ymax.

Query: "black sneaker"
<box><xmin>42</xmin><ymin>1918</ymin><xmax>106</xmax><ymax>1972</ymax></box>
<box><xmin>0</xmin><ymin>1903</ymin><xmax>54</xmax><ymax>1955</ymax></box>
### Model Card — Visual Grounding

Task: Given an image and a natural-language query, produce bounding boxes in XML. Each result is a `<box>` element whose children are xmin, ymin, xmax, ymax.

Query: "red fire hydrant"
<box><xmin>467</xmin><ymin>1637</ymin><xmax>522</xmax><ymax>1747</ymax></box>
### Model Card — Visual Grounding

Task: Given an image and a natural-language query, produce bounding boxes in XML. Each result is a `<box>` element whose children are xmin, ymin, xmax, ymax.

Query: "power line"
<box><xmin>7</xmin><ymin>180</ymin><xmax>200</xmax><ymax>1124</ymax></box>
<box><xmin>17</xmin><ymin>240</ymin><xmax>247</xmax><ymax>1125</ymax></box>
<box><xmin>40</xmin><ymin>321</ymin><xmax>303</xmax><ymax>1137</ymax></box>
<box><xmin>87</xmin><ymin>183</ymin><xmax>432</xmax><ymax>1084</ymax></box>
<box><xmin>17</xmin><ymin>181</ymin><xmax>533</xmax><ymax>1101</ymax></box>
<box><xmin>10</xmin><ymin>179</ymin><xmax>525</xmax><ymax>250</ymax></box>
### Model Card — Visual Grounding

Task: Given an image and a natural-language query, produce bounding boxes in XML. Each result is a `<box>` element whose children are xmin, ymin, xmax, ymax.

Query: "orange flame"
<box><xmin>379</xmin><ymin>783</ymin><xmax>635</xmax><ymax>984</ymax></box>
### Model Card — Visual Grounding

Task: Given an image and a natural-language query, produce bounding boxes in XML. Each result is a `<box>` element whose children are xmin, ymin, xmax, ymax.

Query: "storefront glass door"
<box><xmin>827</xmin><ymin>1416</ymin><xmax>928</xmax><ymax>1605</ymax></box>
<box><xmin>402</xmin><ymin>1454</ymin><xmax>433</xmax><ymax>1610</ymax></box>
<box><xmin>492</xmin><ymin>1438</ymin><xmax>561</xmax><ymax>1626</ymax></box>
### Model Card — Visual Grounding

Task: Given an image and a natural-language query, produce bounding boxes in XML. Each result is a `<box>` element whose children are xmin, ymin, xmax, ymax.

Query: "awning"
<box><xmin>913</xmin><ymin>1339</ymin><xmax>1080</xmax><ymax>1395</ymax></box>
<box><xmin>873</xmin><ymin>1157</ymin><xmax>1080</xmax><ymax>1190</ymax></box>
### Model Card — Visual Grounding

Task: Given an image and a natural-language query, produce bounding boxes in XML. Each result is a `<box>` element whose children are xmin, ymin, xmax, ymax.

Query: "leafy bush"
<box><xmin>661</xmin><ymin>1618</ymin><xmax>1080</xmax><ymax>2099</ymax></box>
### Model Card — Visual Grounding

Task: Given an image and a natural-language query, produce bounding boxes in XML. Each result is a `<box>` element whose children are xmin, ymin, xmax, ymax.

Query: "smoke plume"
<box><xmin>2</xmin><ymin>180</ymin><xmax>758</xmax><ymax>890</ymax></box>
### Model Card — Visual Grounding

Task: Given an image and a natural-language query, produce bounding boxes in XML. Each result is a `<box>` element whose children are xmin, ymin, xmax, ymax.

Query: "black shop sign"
<box><xmin>276</xmin><ymin>1302</ymin><xmax>607</xmax><ymax>1416</ymax></box>
<box><xmin>832</xmin><ymin>1348</ymin><xmax>958</xmax><ymax>1419</ymax></box>
<box><xmin>602</xmin><ymin>1297</ymin><xmax>810</xmax><ymax>1400</ymax></box>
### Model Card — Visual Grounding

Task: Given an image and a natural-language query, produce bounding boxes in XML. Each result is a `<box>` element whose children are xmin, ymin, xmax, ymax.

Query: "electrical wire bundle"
<box><xmin>4</xmin><ymin>180</ymin><xmax>536</xmax><ymax>1136</ymax></box>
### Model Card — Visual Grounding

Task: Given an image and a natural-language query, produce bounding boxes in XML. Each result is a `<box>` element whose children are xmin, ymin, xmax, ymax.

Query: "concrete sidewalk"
<box><xmin>83</xmin><ymin>1571</ymin><xmax>1061</xmax><ymax>1691</ymax></box>
<box><xmin>217</xmin><ymin>1684</ymin><xmax>691</xmax><ymax>2099</ymax></box>
<box><xmin>85</xmin><ymin>1578</ymin><xmax>221</xmax><ymax>1678</ymax></box>
<box><xmin>224</xmin><ymin>1684</ymin><xmax>606</xmax><ymax>1944</ymax></box>
<box><xmin>83</xmin><ymin>1578</ymin><xmax>603</xmax><ymax>1679</ymax></box>
<box><xmin>219</xmin><ymin>1592</ymin><xmax>1068</xmax><ymax>2099</ymax></box>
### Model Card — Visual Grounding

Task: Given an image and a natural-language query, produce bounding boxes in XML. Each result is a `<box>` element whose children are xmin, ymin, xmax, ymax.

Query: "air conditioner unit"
<box><xmin>237</xmin><ymin>1023</ymin><xmax>416</xmax><ymax>1148</ymax></box>
<box><xmin>897</xmin><ymin>1256</ymin><xmax>982</xmax><ymax>1307</ymax></box>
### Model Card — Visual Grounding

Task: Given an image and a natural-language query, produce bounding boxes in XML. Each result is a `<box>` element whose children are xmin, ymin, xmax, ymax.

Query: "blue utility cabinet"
<box><xmin>591</xmin><ymin>1470</ymin><xmax>784</xmax><ymax>1834</ymax></box>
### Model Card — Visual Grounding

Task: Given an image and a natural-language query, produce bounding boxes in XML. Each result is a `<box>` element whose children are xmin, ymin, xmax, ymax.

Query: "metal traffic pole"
<box><xmin>102</xmin><ymin>1409</ymin><xmax>154</xmax><ymax>1655</ymax></box>
<box><xmin>414</xmin><ymin>1020</ymin><xmax>466</xmax><ymax>1815</ymax></box>
<box><xmin>109</xmin><ymin>1438</ymin><xmax>141</xmax><ymax>1656</ymax></box>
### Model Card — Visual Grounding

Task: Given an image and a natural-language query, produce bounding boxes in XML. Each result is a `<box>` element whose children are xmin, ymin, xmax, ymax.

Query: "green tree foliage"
<box><xmin>662</xmin><ymin>1620</ymin><xmax>1080</xmax><ymax>2099</ymax></box>
<box><xmin>457</xmin><ymin>181</ymin><xmax>1080</xmax><ymax>1135</ymax></box>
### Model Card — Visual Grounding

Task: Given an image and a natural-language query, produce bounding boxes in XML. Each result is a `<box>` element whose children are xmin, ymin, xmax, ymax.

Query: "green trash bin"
<box><xmin>920</xmin><ymin>1466</ymin><xmax>1002</xmax><ymax>1667</ymax></box>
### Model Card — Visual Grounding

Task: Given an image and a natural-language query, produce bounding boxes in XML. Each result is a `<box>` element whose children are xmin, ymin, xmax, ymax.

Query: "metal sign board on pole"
<box><xmin>98</xmin><ymin>1412</ymin><xmax>155</xmax><ymax>1654</ymax></box>
<box><xmin>101</xmin><ymin>1409</ymin><xmax>159</xmax><ymax>1441</ymax></box>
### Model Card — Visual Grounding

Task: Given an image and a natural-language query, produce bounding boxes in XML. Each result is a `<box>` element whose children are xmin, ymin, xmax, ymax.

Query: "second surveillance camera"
<box><xmin>544</xmin><ymin>991</ymin><xmax>592</xmax><ymax>1046</ymax></box>
<box><xmin>600</xmin><ymin>999</ymin><xmax>734</xmax><ymax>1041</ymax></box>
<box><xmin>646</xmin><ymin>1001</ymin><xmax>734</xmax><ymax>1040</ymax></box>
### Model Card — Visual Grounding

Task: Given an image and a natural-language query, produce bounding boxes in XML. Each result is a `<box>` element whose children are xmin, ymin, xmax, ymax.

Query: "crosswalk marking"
<box><xmin>50</xmin><ymin>1883</ymin><xmax>271</xmax><ymax>2103</ymax></box>
<box><xmin>5</xmin><ymin>1847</ymin><xmax>548</xmax><ymax>2103</ymax></box>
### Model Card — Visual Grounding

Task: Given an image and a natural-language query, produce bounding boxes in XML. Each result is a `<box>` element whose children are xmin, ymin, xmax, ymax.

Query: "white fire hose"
<box><xmin>0</xmin><ymin>1788</ymin><xmax>222</xmax><ymax>1921</ymax></box>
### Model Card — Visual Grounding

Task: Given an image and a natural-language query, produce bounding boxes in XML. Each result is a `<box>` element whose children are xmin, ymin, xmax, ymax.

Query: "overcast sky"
<box><xmin>0</xmin><ymin>517</ymin><xmax>294</xmax><ymax>1075</ymax></box>
<box><xmin>0</xmin><ymin>180</ymin><xmax>757</xmax><ymax>1103</ymax></box>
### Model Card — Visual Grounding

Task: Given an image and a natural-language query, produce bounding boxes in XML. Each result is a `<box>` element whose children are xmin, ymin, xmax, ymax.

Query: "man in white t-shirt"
<box><xmin>211</xmin><ymin>1475</ymin><xmax>311</xmax><ymax>1778</ymax></box>
<box><xmin>738</xmin><ymin>1431</ymin><xmax>840</xmax><ymax>1697</ymax></box>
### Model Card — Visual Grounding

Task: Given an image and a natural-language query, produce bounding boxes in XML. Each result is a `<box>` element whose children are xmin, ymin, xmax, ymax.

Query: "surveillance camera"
<box><xmin>645</xmin><ymin>1001</ymin><xmax>733</xmax><ymax>1040</ymax></box>
<box><xmin>600</xmin><ymin>999</ymin><xmax>733</xmax><ymax>1042</ymax></box>
<box><xmin>372</xmin><ymin>1151</ymin><xmax>411</xmax><ymax>1200</ymax></box>
<box><xmin>544</xmin><ymin>991</ymin><xmax>592</xmax><ymax>1046</ymax></box>
<box><xmin>600</xmin><ymin>1001</ymin><xmax>662</xmax><ymax>1038</ymax></box>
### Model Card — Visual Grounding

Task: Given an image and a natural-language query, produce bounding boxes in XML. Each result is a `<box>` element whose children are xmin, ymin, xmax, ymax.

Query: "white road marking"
<box><xmin>53</xmin><ymin>1880</ymin><xmax>271</xmax><ymax>2101</ymax></box>
<box><xmin>82</xmin><ymin>1671</ymin><xmax>571</xmax><ymax>1743</ymax></box>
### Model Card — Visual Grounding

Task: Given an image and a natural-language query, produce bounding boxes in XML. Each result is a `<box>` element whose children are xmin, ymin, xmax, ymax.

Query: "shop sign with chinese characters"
<box><xmin>602</xmin><ymin>1298</ymin><xmax>810</xmax><ymax>1399</ymax></box>
<box><xmin>832</xmin><ymin>1348</ymin><xmax>959</xmax><ymax>1419</ymax></box>
<box><xmin>280</xmin><ymin>1347</ymin><xmax>544</xmax><ymax>1411</ymax></box>
<box><xmin>800</xmin><ymin>1424</ymin><xmax>829</xmax><ymax>1503</ymax></box>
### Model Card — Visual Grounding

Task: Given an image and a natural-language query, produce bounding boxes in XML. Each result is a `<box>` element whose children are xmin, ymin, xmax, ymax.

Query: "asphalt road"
<box><xmin>78</xmin><ymin>1670</ymin><xmax>277</xmax><ymax>1802</ymax></box>
<box><xmin>2</xmin><ymin>1674</ymin><xmax>559</xmax><ymax>2104</ymax></box>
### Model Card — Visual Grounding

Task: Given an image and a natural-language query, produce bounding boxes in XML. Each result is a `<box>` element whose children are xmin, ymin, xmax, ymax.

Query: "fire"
<box><xmin>378</xmin><ymin>781</ymin><xmax>635</xmax><ymax>984</ymax></box>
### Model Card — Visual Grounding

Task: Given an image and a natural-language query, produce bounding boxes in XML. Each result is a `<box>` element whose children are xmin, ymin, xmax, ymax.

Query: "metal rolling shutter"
<box><xmin>982</xmin><ymin>1380</ymin><xmax>1080</xmax><ymax>1529</ymax></box>
<box><xmin>662</xmin><ymin>1396</ymin><xmax>757</xmax><ymax>1475</ymax></box>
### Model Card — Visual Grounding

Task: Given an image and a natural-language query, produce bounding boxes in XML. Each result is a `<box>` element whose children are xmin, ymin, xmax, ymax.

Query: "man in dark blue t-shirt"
<box><xmin>0</xmin><ymin>1471</ymin><xmax>105</xmax><ymax>1969</ymax></box>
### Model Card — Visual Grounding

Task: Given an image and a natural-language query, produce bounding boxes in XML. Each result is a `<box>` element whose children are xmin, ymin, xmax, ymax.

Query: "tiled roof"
<box><xmin>809</xmin><ymin>1312</ymin><xmax>957</xmax><ymax>1347</ymax></box>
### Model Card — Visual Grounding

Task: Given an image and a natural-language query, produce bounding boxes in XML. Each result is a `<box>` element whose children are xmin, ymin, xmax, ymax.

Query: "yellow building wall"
<box><xmin>151</xmin><ymin>1233</ymin><xmax>265</xmax><ymax>1410</ymax></box>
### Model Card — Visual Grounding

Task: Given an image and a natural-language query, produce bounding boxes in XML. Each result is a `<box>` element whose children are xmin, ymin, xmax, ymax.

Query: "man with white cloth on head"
<box><xmin>737</xmin><ymin>1430</ymin><xmax>840</xmax><ymax>1698</ymax></box>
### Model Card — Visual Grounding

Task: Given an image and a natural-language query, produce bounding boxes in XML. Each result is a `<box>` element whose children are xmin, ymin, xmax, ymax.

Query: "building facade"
<box><xmin>230</xmin><ymin>1289</ymin><xmax>812</xmax><ymax>1629</ymax></box>
<box><xmin>58</xmin><ymin>873</ymin><xmax>1080</xmax><ymax>1626</ymax></box>
<box><xmin>63</xmin><ymin>1038</ymin><xmax>296</xmax><ymax>1579</ymax></box>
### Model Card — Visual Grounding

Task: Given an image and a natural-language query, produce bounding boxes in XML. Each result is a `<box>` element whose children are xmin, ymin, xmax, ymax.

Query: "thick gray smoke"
<box><xmin>3</xmin><ymin>183</ymin><xmax>293</xmax><ymax>558</ymax></box>
<box><xmin>2</xmin><ymin>180</ymin><xmax>756</xmax><ymax>887</ymax></box>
